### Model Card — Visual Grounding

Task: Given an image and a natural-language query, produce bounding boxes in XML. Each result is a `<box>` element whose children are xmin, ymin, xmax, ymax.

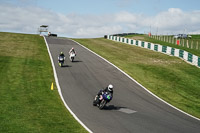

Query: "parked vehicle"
<box><xmin>48</xmin><ymin>32</ymin><xmax>57</xmax><ymax>37</ymax></box>
<box><xmin>173</xmin><ymin>34</ymin><xmax>191</xmax><ymax>39</ymax></box>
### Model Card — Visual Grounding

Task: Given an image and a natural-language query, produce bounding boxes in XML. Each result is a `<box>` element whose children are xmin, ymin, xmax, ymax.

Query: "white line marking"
<box><xmin>71</xmin><ymin>39</ymin><xmax>200</xmax><ymax>121</ymax></box>
<box><xmin>43</xmin><ymin>36</ymin><xmax>93</xmax><ymax>133</ymax></box>
<box><xmin>118</xmin><ymin>108</ymin><xmax>137</xmax><ymax>114</ymax></box>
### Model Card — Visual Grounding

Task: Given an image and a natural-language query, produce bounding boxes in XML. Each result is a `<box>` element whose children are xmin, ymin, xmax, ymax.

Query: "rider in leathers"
<box><xmin>95</xmin><ymin>84</ymin><xmax>113</xmax><ymax>106</ymax></box>
<box><xmin>69</xmin><ymin>47</ymin><xmax>76</xmax><ymax>55</ymax></box>
<box><xmin>58</xmin><ymin>52</ymin><xmax>65</xmax><ymax>66</ymax></box>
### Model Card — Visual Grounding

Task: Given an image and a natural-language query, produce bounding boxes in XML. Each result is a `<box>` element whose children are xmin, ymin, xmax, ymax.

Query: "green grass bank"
<box><xmin>125</xmin><ymin>34</ymin><xmax>200</xmax><ymax>57</ymax></box>
<box><xmin>73</xmin><ymin>38</ymin><xmax>200</xmax><ymax>119</ymax></box>
<box><xmin>0</xmin><ymin>32</ymin><xmax>87</xmax><ymax>133</ymax></box>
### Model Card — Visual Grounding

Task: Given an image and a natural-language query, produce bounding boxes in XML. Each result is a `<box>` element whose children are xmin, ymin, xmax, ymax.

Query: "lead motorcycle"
<box><xmin>93</xmin><ymin>91</ymin><xmax>112</xmax><ymax>110</ymax></box>
<box><xmin>69</xmin><ymin>52</ymin><xmax>76</xmax><ymax>62</ymax></box>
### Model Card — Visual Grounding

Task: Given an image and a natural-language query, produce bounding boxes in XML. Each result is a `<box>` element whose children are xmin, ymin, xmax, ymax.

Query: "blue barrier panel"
<box><xmin>171</xmin><ymin>48</ymin><xmax>175</xmax><ymax>55</ymax></box>
<box><xmin>179</xmin><ymin>50</ymin><xmax>184</xmax><ymax>58</ymax></box>
<box><xmin>154</xmin><ymin>45</ymin><xmax>158</xmax><ymax>51</ymax></box>
<box><xmin>142</xmin><ymin>42</ymin><xmax>145</xmax><ymax>47</ymax></box>
<box><xmin>136</xmin><ymin>40</ymin><xmax>138</xmax><ymax>46</ymax></box>
<box><xmin>198</xmin><ymin>57</ymin><xmax>200</xmax><ymax>67</ymax></box>
<box><xmin>188</xmin><ymin>53</ymin><xmax>193</xmax><ymax>63</ymax></box>
<box><xmin>162</xmin><ymin>46</ymin><xmax>167</xmax><ymax>53</ymax></box>
<box><xmin>131</xmin><ymin>40</ymin><xmax>133</xmax><ymax>45</ymax></box>
<box><xmin>148</xmin><ymin>43</ymin><xmax>151</xmax><ymax>49</ymax></box>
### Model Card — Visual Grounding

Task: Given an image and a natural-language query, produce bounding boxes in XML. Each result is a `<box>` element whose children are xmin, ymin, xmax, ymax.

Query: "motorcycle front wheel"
<box><xmin>99</xmin><ymin>100</ymin><xmax>107</xmax><ymax>110</ymax></box>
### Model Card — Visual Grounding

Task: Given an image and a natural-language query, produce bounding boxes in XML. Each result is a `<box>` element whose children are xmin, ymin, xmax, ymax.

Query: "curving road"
<box><xmin>45</xmin><ymin>37</ymin><xmax>200</xmax><ymax>133</ymax></box>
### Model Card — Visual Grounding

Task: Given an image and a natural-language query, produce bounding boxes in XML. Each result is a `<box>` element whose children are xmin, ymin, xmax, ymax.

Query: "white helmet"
<box><xmin>108</xmin><ymin>84</ymin><xmax>113</xmax><ymax>92</ymax></box>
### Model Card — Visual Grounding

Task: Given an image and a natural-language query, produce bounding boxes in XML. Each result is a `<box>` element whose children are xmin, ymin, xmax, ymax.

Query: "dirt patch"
<box><xmin>129</xmin><ymin>36</ymin><xmax>145</xmax><ymax>40</ymax></box>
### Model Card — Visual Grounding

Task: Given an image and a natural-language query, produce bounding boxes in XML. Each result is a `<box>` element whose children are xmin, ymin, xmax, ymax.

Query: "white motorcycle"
<box><xmin>69</xmin><ymin>52</ymin><xmax>76</xmax><ymax>62</ymax></box>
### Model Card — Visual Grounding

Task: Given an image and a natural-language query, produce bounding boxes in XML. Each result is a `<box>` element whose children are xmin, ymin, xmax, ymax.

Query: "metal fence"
<box><xmin>150</xmin><ymin>35</ymin><xmax>200</xmax><ymax>50</ymax></box>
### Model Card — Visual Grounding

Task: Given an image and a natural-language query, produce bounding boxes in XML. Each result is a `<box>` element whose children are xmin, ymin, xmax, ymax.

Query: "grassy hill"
<box><xmin>73</xmin><ymin>37</ymin><xmax>200</xmax><ymax>119</ymax></box>
<box><xmin>0</xmin><ymin>32</ymin><xmax>87</xmax><ymax>133</ymax></box>
<box><xmin>0</xmin><ymin>31</ymin><xmax>199</xmax><ymax>133</ymax></box>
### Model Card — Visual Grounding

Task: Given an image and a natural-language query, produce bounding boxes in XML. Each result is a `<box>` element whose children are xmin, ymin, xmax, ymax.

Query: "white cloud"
<box><xmin>74</xmin><ymin>25</ymin><xmax>122</xmax><ymax>37</ymax></box>
<box><xmin>113</xmin><ymin>8</ymin><xmax>200</xmax><ymax>35</ymax></box>
<box><xmin>0</xmin><ymin>4</ymin><xmax>123</xmax><ymax>37</ymax></box>
<box><xmin>0</xmin><ymin>4</ymin><xmax>200</xmax><ymax>38</ymax></box>
<box><xmin>149</xmin><ymin>8</ymin><xmax>200</xmax><ymax>34</ymax></box>
<box><xmin>114</xmin><ymin>11</ymin><xmax>139</xmax><ymax>23</ymax></box>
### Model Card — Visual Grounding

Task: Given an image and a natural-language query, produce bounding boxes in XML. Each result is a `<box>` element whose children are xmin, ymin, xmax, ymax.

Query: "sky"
<box><xmin>0</xmin><ymin>0</ymin><xmax>200</xmax><ymax>38</ymax></box>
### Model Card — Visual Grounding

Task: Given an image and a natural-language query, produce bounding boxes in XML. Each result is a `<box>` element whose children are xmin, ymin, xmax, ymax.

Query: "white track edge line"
<box><xmin>43</xmin><ymin>36</ymin><xmax>93</xmax><ymax>133</ymax></box>
<box><xmin>71</xmin><ymin>39</ymin><xmax>200</xmax><ymax>121</ymax></box>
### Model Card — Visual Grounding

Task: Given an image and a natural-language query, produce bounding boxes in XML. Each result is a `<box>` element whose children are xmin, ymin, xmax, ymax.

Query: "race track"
<box><xmin>45</xmin><ymin>37</ymin><xmax>200</xmax><ymax>133</ymax></box>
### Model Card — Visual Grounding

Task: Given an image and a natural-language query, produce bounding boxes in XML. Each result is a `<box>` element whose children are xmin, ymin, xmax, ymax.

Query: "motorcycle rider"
<box><xmin>69</xmin><ymin>47</ymin><xmax>76</xmax><ymax>55</ymax></box>
<box><xmin>58</xmin><ymin>52</ymin><xmax>65</xmax><ymax>66</ymax></box>
<box><xmin>94</xmin><ymin>84</ymin><xmax>114</xmax><ymax>106</ymax></box>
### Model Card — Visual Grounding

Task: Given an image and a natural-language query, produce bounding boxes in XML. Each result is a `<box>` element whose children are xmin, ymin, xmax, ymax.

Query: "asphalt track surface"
<box><xmin>45</xmin><ymin>37</ymin><xmax>200</xmax><ymax>133</ymax></box>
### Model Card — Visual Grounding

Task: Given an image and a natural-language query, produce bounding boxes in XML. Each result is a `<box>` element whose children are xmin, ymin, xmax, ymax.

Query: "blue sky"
<box><xmin>1</xmin><ymin>0</ymin><xmax>200</xmax><ymax>37</ymax></box>
<box><xmin>8</xmin><ymin>0</ymin><xmax>200</xmax><ymax>15</ymax></box>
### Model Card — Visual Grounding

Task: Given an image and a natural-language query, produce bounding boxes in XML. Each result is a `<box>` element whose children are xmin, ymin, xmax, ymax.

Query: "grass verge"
<box><xmin>125</xmin><ymin>34</ymin><xmax>200</xmax><ymax>57</ymax></box>
<box><xmin>73</xmin><ymin>37</ymin><xmax>200</xmax><ymax>119</ymax></box>
<box><xmin>0</xmin><ymin>32</ymin><xmax>87</xmax><ymax>133</ymax></box>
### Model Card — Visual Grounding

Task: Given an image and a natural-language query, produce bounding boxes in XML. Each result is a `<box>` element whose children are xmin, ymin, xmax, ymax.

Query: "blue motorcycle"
<box><xmin>93</xmin><ymin>91</ymin><xmax>112</xmax><ymax>110</ymax></box>
<box><xmin>58</xmin><ymin>56</ymin><xmax>65</xmax><ymax>67</ymax></box>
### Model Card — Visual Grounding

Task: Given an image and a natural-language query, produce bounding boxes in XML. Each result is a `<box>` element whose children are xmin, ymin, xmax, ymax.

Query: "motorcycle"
<box><xmin>58</xmin><ymin>56</ymin><xmax>65</xmax><ymax>67</ymax></box>
<box><xmin>93</xmin><ymin>91</ymin><xmax>112</xmax><ymax>110</ymax></box>
<box><xmin>69</xmin><ymin>52</ymin><xmax>76</xmax><ymax>62</ymax></box>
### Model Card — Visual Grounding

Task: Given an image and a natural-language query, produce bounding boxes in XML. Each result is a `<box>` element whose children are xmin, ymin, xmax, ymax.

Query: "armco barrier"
<box><xmin>107</xmin><ymin>35</ymin><xmax>200</xmax><ymax>68</ymax></box>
